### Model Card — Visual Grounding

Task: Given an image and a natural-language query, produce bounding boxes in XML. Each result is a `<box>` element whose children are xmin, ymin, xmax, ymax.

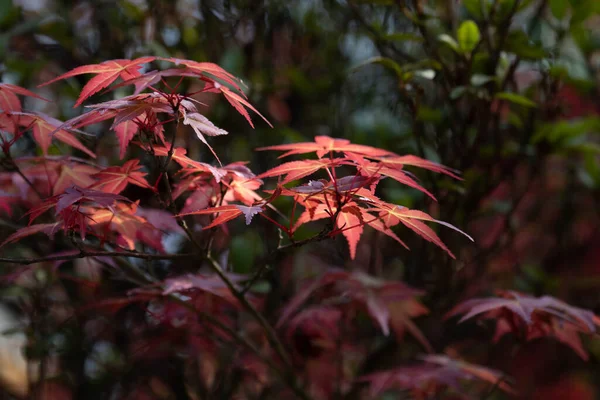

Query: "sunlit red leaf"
<box><xmin>257</xmin><ymin>159</ymin><xmax>346</xmax><ymax>184</ymax></box>
<box><xmin>53</xmin><ymin>162</ymin><xmax>99</xmax><ymax>195</ymax></box>
<box><xmin>257</xmin><ymin>135</ymin><xmax>394</xmax><ymax>159</ymax></box>
<box><xmin>91</xmin><ymin>159</ymin><xmax>153</xmax><ymax>194</ymax></box>
<box><xmin>378</xmin><ymin>154</ymin><xmax>461</xmax><ymax>179</ymax></box>
<box><xmin>39</xmin><ymin>57</ymin><xmax>156</xmax><ymax>107</ymax></box>
<box><xmin>178</xmin><ymin>204</ymin><xmax>263</xmax><ymax>229</ymax></box>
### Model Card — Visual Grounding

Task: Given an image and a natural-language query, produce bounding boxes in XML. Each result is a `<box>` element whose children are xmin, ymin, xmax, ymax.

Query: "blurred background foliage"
<box><xmin>1</xmin><ymin>0</ymin><xmax>599</xmax><ymax>398</ymax></box>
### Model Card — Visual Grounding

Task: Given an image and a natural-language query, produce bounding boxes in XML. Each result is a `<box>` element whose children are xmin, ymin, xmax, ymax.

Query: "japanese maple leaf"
<box><xmin>0</xmin><ymin>222</ymin><xmax>61</xmax><ymax>247</ymax></box>
<box><xmin>446</xmin><ymin>290</ymin><xmax>600</xmax><ymax>359</ymax></box>
<box><xmin>257</xmin><ymin>135</ymin><xmax>395</xmax><ymax>159</ymax></box>
<box><xmin>370</xmin><ymin>202</ymin><xmax>473</xmax><ymax>259</ymax></box>
<box><xmin>86</xmin><ymin>201</ymin><xmax>164</xmax><ymax>250</ymax></box>
<box><xmin>289</xmin><ymin>175</ymin><xmax>379</xmax><ymax>195</ymax></box>
<box><xmin>90</xmin><ymin>159</ymin><xmax>153</xmax><ymax>194</ymax></box>
<box><xmin>257</xmin><ymin>158</ymin><xmax>346</xmax><ymax>185</ymax></box>
<box><xmin>162</xmin><ymin>273</ymin><xmax>248</xmax><ymax>308</ymax></box>
<box><xmin>295</xmin><ymin>202</ymin><xmax>364</xmax><ymax>259</ymax></box>
<box><xmin>377</xmin><ymin>154</ymin><xmax>462</xmax><ymax>179</ymax></box>
<box><xmin>150</xmin><ymin>145</ymin><xmax>225</xmax><ymax>182</ymax></box>
<box><xmin>53</xmin><ymin>162</ymin><xmax>99</xmax><ymax>195</ymax></box>
<box><xmin>7</xmin><ymin>112</ymin><xmax>95</xmax><ymax>158</ymax></box>
<box><xmin>55</xmin><ymin>186</ymin><xmax>128</xmax><ymax>213</ymax></box>
<box><xmin>348</xmin><ymin>154</ymin><xmax>436</xmax><ymax>200</ymax></box>
<box><xmin>223</xmin><ymin>175</ymin><xmax>263</xmax><ymax>206</ymax></box>
<box><xmin>161</xmin><ymin>58</ymin><xmax>245</xmax><ymax>93</ymax></box>
<box><xmin>278</xmin><ymin>270</ymin><xmax>431</xmax><ymax>349</ymax></box>
<box><xmin>0</xmin><ymin>83</ymin><xmax>48</xmax><ymax>112</ymax></box>
<box><xmin>181</xmin><ymin>110</ymin><xmax>228</xmax><ymax>165</ymax></box>
<box><xmin>178</xmin><ymin>204</ymin><xmax>264</xmax><ymax>229</ymax></box>
<box><xmin>218</xmin><ymin>86</ymin><xmax>272</xmax><ymax>128</ymax></box>
<box><xmin>361</xmin><ymin>355</ymin><xmax>514</xmax><ymax>398</ymax></box>
<box><xmin>38</xmin><ymin>57</ymin><xmax>156</xmax><ymax>107</ymax></box>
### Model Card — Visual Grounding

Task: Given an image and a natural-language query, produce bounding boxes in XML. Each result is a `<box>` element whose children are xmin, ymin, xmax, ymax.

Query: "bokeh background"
<box><xmin>1</xmin><ymin>0</ymin><xmax>599</xmax><ymax>398</ymax></box>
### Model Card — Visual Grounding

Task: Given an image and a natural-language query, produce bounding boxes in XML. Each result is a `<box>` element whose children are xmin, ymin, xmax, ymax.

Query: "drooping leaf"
<box><xmin>181</xmin><ymin>110</ymin><xmax>228</xmax><ymax>165</ymax></box>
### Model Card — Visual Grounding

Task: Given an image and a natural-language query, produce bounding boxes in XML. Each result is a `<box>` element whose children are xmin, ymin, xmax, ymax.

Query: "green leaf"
<box><xmin>350</xmin><ymin>56</ymin><xmax>403</xmax><ymax>79</ymax></box>
<box><xmin>470</xmin><ymin>74</ymin><xmax>496</xmax><ymax>86</ymax></box>
<box><xmin>438</xmin><ymin>34</ymin><xmax>460</xmax><ymax>52</ymax></box>
<box><xmin>495</xmin><ymin>92</ymin><xmax>537</xmax><ymax>107</ymax></box>
<box><xmin>457</xmin><ymin>20</ymin><xmax>481</xmax><ymax>53</ymax></box>
<box><xmin>505</xmin><ymin>30</ymin><xmax>547</xmax><ymax>60</ymax></box>
<box><xmin>450</xmin><ymin>86</ymin><xmax>468</xmax><ymax>99</ymax></box>
<box><xmin>414</xmin><ymin>69</ymin><xmax>436</xmax><ymax>79</ymax></box>
<box><xmin>550</xmin><ymin>0</ymin><xmax>569</xmax><ymax>18</ymax></box>
<box><xmin>381</xmin><ymin>33</ymin><xmax>424</xmax><ymax>43</ymax></box>
<box><xmin>463</xmin><ymin>0</ymin><xmax>486</xmax><ymax>18</ymax></box>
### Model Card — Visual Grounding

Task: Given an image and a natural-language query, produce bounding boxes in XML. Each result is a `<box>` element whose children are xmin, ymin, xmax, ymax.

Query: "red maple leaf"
<box><xmin>278</xmin><ymin>269</ymin><xmax>430</xmax><ymax>348</ymax></box>
<box><xmin>257</xmin><ymin>135</ymin><xmax>394</xmax><ymax>159</ymax></box>
<box><xmin>4</xmin><ymin>112</ymin><xmax>95</xmax><ymax>158</ymax></box>
<box><xmin>257</xmin><ymin>158</ymin><xmax>348</xmax><ymax>184</ymax></box>
<box><xmin>90</xmin><ymin>159</ymin><xmax>153</xmax><ymax>194</ymax></box>
<box><xmin>368</xmin><ymin>202</ymin><xmax>473</xmax><ymax>259</ymax></box>
<box><xmin>38</xmin><ymin>57</ymin><xmax>156</xmax><ymax>107</ymax></box>
<box><xmin>446</xmin><ymin>290</ymin><xmax>600</xmax><ymax>359</ymax></box>
<box><xmin>0</xmin><ymin>83</ymin><xmax>48</xmax><ymax>112</ymax></box>
<box><xmin>361</xmin><ymin>354</ymin><xmax>514</xmax><ymax>398</ymax></box>
<box><xmin>178</xmin><ymin>204</ymin><xmax>264</xmax><ymax>229</ymax></box>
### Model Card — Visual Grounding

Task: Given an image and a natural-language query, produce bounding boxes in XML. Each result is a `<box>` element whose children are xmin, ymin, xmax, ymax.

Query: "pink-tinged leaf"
<box><xmin>219</xmin><ymin>86</ymin><xmax>272</xmax><ymax>128</ymax></box>
<box><xmin>39</xmin><ymin>57</ymin><xmax>156</xmax><ymax>107</ymax></box>
<box><xmin>135</xmin><ymin>207</ymin><xmax>183</xmax><ymax>234</ymax></box>
<box><xmin>161</xmin><ymin>58</ymin><xmax>245</xmax><ymax>93</ymax></box>
<box><xmin>277</xmin><ymin>269</ymin><xmax>349</xmax><ymax>327</ymax></box>
<box><xmin>0</xmin><ymin>223</ymin><xmax>61</xmax><ymax>247</ymax></box>
<box><xmin>150</xmin><ymin>145</ymin><xmax>225</xmax><ymax>182</ymax></box>
<box><xmin>234</xmin><ymin>205</ymin><xmax>263</xmax><ymax>225</ymax></box>
<box><xmin>374</xmin><ymin>203</ymin><xmax>473</xmax><ymax>259</ymax></box>
<box><xmin>257</xmin><ymin>135</ymin><xmax>395</xmax><ymax>159</ymax></box>
<box><xmin>0</xmin><ymin>83</ymin><xmax>49</xmax><ymax>112</ymax></box>
<box><xmin>177</xmin><ymin>205</ymin><xmax>244</xmax><ymax>230</ymax></box>
<box><xmin>91</xmin><ymin>159</ymin><xmax>153</xmax><ymax>194</ymax></box>
<box><xmin>53</xmin><ymin>163</ymin><xmax>99</xmax><ymax>195</ymax></box>
<box><xmin>55</xmin><ymin>186</ymin><xmax>128</xmax><ymax>213</ymax></box>
<box><xmin>347</xmin><ymin>154</ymin><xmax>436</xmax><ymax>200</ymax></box>
<box><xmin>446</xmin><ymin>291</ymin><xmax>599</xmax><ymax>359</ymax></box>
<box><xmin>257</xmin><ymin>159</ymin><xmax>345</xmax><ymax>184</ymax></box>
<box><xmin>182</xmin><ymin>111</ymin><xmax>227</xmax><ymax>165</ymax></box>
<box><xmin>162</xmin><ymin>273</ymin><xmax>248</xmax><ymax>307</ymax></box>
<box><xmin>294</xmin><ymin>203</ymin><xmax>364</xmax><ymax>259</ymax></box>
<box><xmin>223</xmin><ymin>176</ymin><xmax>263</xmax><ymax>206</ymax></box>
<box><xmin>362</xmin><ymin>355</ymin><xmax>514</xmax><ymax>398</ymax></box>
<box><xmin>9</xmin><ymin>112</ymin><xmax>96</xmax><ymax>158</ymax></box>
<box><xmin>378</xmin><ymin>155</ymin><xmax>462</xmax><ymax>179</ymax></box>
<box><xmin>114</xmin><ymin>119</ymin><xmax>139</xmax><ymax>159</ymax></box>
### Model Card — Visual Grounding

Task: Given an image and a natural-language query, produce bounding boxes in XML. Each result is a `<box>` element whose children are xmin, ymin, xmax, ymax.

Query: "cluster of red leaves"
<box><xmin>1</xmin><ymin>56</ymin><xmax>599</xmax><ymax>400</ymax></box>
<box><xmin>183</xmin><ymin>135</ymin><xmax>473</xmax><ymax>259</ymax></box>
<box><xmin>361</xmin><ymin>354</ymin><xmax>514</xmax><ymax>399</ymax></box>
<box><xmin>446</xmin><ymin>290</ymin><xmax>600</xmax><ymax>360</ymax></box>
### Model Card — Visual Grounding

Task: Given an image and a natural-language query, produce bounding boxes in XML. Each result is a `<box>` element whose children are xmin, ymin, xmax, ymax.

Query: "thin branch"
<box><xmin>0</xmin><ymin>250</ymin><xmax>196</xmax><ymax>265</ymax></box>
